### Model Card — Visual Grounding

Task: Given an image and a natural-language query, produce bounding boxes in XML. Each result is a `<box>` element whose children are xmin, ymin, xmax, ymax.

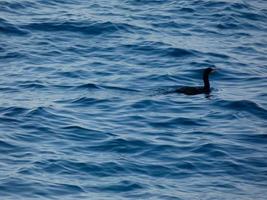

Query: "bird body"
<box><xmin>175</xmin><ymin>86</ymin><xmax>208</xmax><ymax>95</ymax></box>
<box><xmin>175</xmin><ymin>67</ymin><xmax>215</xmax><ymax>95</ymax></box>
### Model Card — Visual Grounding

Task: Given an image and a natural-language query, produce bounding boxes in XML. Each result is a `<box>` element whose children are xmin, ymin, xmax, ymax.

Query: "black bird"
<box><xmin>175</xmin><ymin>67</ymin><xmax>215</xmax><ymax>95</ymax></box>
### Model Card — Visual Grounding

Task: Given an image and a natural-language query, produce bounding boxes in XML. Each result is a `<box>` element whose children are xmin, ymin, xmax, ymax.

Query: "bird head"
<box><xmin>205</xmin><ymin>67</ymin><xmax>216</xmax><ymax>74</ymax></box>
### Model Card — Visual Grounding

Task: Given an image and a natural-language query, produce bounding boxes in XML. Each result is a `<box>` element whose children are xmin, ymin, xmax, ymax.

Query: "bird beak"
<box><xmin>211</xmin><ymin>68</ymin><xmax>216</xmax><ymax>73</ymax></box>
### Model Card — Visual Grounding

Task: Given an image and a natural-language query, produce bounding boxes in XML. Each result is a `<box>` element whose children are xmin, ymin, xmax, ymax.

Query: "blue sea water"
<box><xmin>0</xmin><ymin>0</ymin><xmax>267</xmax><ymax>199</ymax></box>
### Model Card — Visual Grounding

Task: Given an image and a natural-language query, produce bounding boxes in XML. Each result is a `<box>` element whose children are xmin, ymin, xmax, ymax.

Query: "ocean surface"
<box><xmin>0</xmin><ymin>0</ymin><xmax>267</xmax><ymax>199</ymax></box>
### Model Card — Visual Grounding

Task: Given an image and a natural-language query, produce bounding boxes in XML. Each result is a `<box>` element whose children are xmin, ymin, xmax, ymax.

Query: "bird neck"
<box><xmin>203</xmin><ymin>73</ymin><xmax>210</xmax><ymax>91</ymax></box>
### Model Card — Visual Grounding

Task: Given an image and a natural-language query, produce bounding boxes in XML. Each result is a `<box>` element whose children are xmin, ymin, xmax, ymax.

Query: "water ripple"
<box><xmin>0</xmin><ymin>0</ymin><xmax>267</xmax><ymax>199</ymax></box>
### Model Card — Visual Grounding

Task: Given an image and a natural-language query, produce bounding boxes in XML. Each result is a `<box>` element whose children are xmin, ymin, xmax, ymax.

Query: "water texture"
<box><xmin>0</xmin><ymin>0</ymin><xmax>267</xmax><ymax>199</ymax></box>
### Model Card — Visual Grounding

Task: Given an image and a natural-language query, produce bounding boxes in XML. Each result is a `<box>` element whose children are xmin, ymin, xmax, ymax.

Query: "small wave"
<box><xmin>60</xmin><ymin>125</ymin><xmax>109</xmax><ymax>141</ymax></box>
<box><xmin>0</xmin><ymin>140</ymin><xmax>16</xmax><ymax>149</ymax></box>
<box><xmin>102</xmin><ymin>85</ymin><xmax>140</xmax><ymax>92</ymax></box>
<box><xmin>125</xmin><ymin>42</ymin><xmax>197</xmax><ymax>58</ymax></box>
<box><xmin>22</xmin><ymin>21</ymin><xmax>138</xmax><ymax>35</ymax></box>
<box><xmin>70</xmin><ymin>97</ymin><xmax>108</xmax><ymax>106</ymax></box>
<box><xmin>0</xmin><ymin>116</ymin><xmax>20</xmax><ymax>124</ymax></box>
<box><xmin>35</xmin><ymin>159</ymin><xmax>126</xmax><ymax>177</ymax></box>
<box><xmin>13</xmin><ymin>80</ymin><xmax>47</xmax><ymax>89</ymax></box>
<box><xmin>191</xmin><ymin>143</ymin><xmax>229</xmax><ymax>157</ymax></box>
<box><xmin>0</xmin><ymin>140</ymin><xmax>26</xmax><ymax>153</ymax></box>
<box><xmin>237</xmin><ymin>134</ymin><xmax>267</xmax><ymax>145</ymax></box>
<box><xmin>25</xmin><ymin>107</ymin><xmax>49</xmax><ymax>117</ymax></box>
<box><xmin>56</xmin><ymin>71</ymin><xmax>82</xmax><ymax>79</ymax></box>
<box><xmin>179</xmin><ymin>7</ymin><xmax>195</xmax><ymax>13</ymax></box>
<box><xmin>74</xmin><ymin>83</ymin><xmax>100</xmax><ymax>90</ymax></box>
<box><xmin>18</xmin><ymin>83</ymin><xmax>46</xmax><ymax>89</ymax></box>
<box><xmin>217</xmin><ymin>100</ymin><xmax>267</xmax><ymax>120</ymax></box>
<box><xmin>88</xmin><ymin>138</ymin><xmax>152</xmax><ymax>154</ymax></box>
<box><xmin>237</xmin><ymin>11</ymin><xmax>266</xmax><ymax>21</ymax></box>
<box><xmin>149</xmin><ymin>117</ymin><xmax>207</xmax><ymax>128</ymax></box>
<box><xmin>130</xmin><ymin>99</ymin><xmax>161</xmax><ymax>109</ymax></box>
<box><xmin>97</xmin><ymin>180</ymin><xmax>144</xmax><ymax>192</ymax></box>
<box><xmin>0</xmin><ymin>1</ymin><xmax>35</xmax><ymax>11</ymax></box>
<box><xmin>0</xmin><ymin>18</ymin><xmax>29</xmax><ymax>36</ymax></box>
<box><xmin>74</xmin><ymin>83</ymin><xmax>140</xmax><ymax>93</ymax></box>
<box><xmin>0</xmin><ymin>106</ymin><xmax>29</xmax><ymax>117</ymax></box>
<box><xmin>166</xmin><ymin>47</ymin><xmax>197</xmax><ymax>58</ymax></box>
<box><xmin>152</xmin><ymin>21</ymin><xmax>191</xmax><ymax>29</ymax></box>
<box><xmin>25</xmin><ymin>107</ymin><xmax>73</xmax><ymax>125</ymax></box>
<box><xmin>202</xmin><ymin>1</ymin><xmax>228</xmax><ymax>8</ymax></box>
<box><xmin>0</xmin><ymin>52</ymin><xmax>26</xmax><ymax>60</ymax></box>
<box><xmin>0</xmin><ymin>87</ymin><xmax>19</xmax><ymax>93</ymax></box>
<box><xmin>205</xmin><ymin>52</ymin><xmax>231</xmax><ymax>59</ymax></box>
<box><xmin>216</xmin><ymin>22</ymin><xmax>240</xmax><ymax>30</ymax></box>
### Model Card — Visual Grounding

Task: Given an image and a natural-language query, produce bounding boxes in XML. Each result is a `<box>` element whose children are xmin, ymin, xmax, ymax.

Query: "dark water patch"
<box><xmin>0</xmin><ymin>140</ymin><xmax>16</xmax><ymax>150</ymax></box>
<box><xmin>44</xmin><ymin>183</ymin><xmax>85</xmax><ymax>195</ymax></box>
<box><xmin>230</xmin><ymin>2</ymin><xmax>251</xmax><ymax>10</ymax></box>
<box><xmin>130</xmin><ymin>99</ymin><xmax>162</xmax><ymax>109</ymax></box>
<box><xmin>96</xmin><ymin>180</ymin><xmax>144</xmax><ymax>192</ymax></box>
<box><xmin>0</xmin><ymin>87</ymin><xmax>19</xmax><ymax>93</ymax></box>
<box><xmin>101</xmin><ymin>85</ymin><xmax>140</xmax><ymax>92</ymax></box>
<box><xmin>70</xmin><ymin>83</ymin><xmax>139</xmax><ymax>97</ymax></box>
<box><xmin>217</xmin><ymin>100</ymin><xmax>267</xmax><ymax>120</ymax></box>
<box><xmin>235</xmin><ymin>134</ymin><xmax>267</xmax><ymax>145</ymax></box>
<box><xmin>166</xmin><ymin>47</ymin><xmax>197</xmax><ymax>58</ymax></box>
<box><xmin>152</xmin><ymin>21</ymin><xmax>192</xmax><ymax>29</ymax></box>
<box><xmin>12</xmin><ymin>129</ymin><xmax>53</xmax><ymax>143</ymax></box>
<box><xmin>205</xmin><ymin>52</ymin><xmax>231</xmax><ymax>60</ymax></box>
<box><xmin>22</xmin><ymin>21</ymin><xmax>139</xmax><ymax>36</ymax></box>
<box><xmin>51</xmin><ymin>84</ymin><xmax>76</xmax><ymax>91</ymax></box>
<box><xmin>237</xmin><ymin>11</ymin><xmax>267</xmax><ymax>21</ymax></box>
<box><xmin>240</xmin><ymin>156</ymin><xmax>267</xmax><ymax>169</ymax></box>
<box><xmin>0</xmin><ymin>46</ymin><xmax>5</xmax><ymax>52</ymax></box>
<box><xmin>0</xmin><ymin>52</ymin><xmax>26</xmax><ymax>60</ymax></box>
<box><xmin>26</xmin><ymin>107</ymin><xmax>53</xmax><ymax>117</ymax></box>
<box><xmin>0</xmin><ymin>177</ymin><xmax>85</xmax><ymax>197</ymax></box>
<box><xmin>191</xmin><ymin>143</ymin><xmax>229</xmax><ymax>158</ymax></box>
<box><xmin>24</xmin><ymin>107</ymin><xmax>74</xmax><ymax>127</ymax></box>
<box><xmin>202</xmin><ymin>1</ymin><xmax>228</xmax><ymax>8</ymax></box>
<box><xmin>0</xmin><ymin>116</ymin><xmax>21</xmax><ymax>124</ymax></box>
<box><xmin>0</xmin><ymin>139</ymin><xmax>28</xmax><ymax>154</ymax></box>
<box><xmin>232</xmin><ymin>46</ymin><xmax>258</xmax><ymax>55</ymax></box>
<box><xmin>127</xmin><ymin>162</ymin><xmax>185</xmax><ymax>178</ymax></box>
<box><xmin>26</xmin><ymin>66</ymin><xmax>56</xmax><ymax>73</ymax></box>
<box><xmin>74</xmin><ymin>83</ymin><xmax>101</xmax><ymax>90</ymax></box>
<box><xmin>149</xmin><ymin>117</ymin><xmax>207</xmax><ymax>128</ymax></box>
<box><xmin>126</xmin><ymin>42</ymin><xmax>197</xmax><ymax>58</ymax></box>
<box><xmin>189</xmin><ymin>27</ymin><xmax>224</xmax><ymax>36</ymax></box>
<box><xmin>56</xmin><ymin>71</ymin><xmax>84</xmax><ymax>79</ymax></box>
<box><xmin>17</xmin><ymin>81</ymin><xmax>47</xmax><ymax>89</ymax></box>
<box><xmin>145</xmin><ymin>74</ymin><xmax>181</xmax><ymax>84</ymax></box>
<box><xmin>60</xmin><ymin>125</ymin><xmax>109</xmax><ymax>141</ymax></box>
<box><xmin>18</xmin><ymin>83</ymin><xmax>46</xmax><ymax>89</ymax></box>
<box><xmin>0</xmin><ymin>18</ymin><xmax>29</xmax><ymax>36</ymax></box>
<box><xmin>124</xmin><ymin>42</ymin><xmax>166</xmax><ymax>55</ymax></box>
<box><xmin>88</xmin><ymin>138</ymin><xmax>152</xmax><ymax>154</ymax></box>
<box><xmin>216</xmin><ymin>22</ymin><xmax>240</xmax><ymax>30</ymax></box>
<box><xmin>126</xmin><ymin>0</ymin><xmax>170</xmax><ymax>6</ymax></box>
<box><xmin>22</xmin><ymin>21</ymin><xmax>117</xmax><ymax>35</ymax></box>
<box><xmin>34</xmin><ymin>159</ymin><xmax>127</xmax><ymax>177</ymax></box>
<box><xmin>0</xmin><ymin>1</ymin><xmax>36</xmax><ymax>11</ymax></box>
<box><xmin>0</xmin><ymin>106</ymin><xmax>29</xmax><ymax>117</ymax></box>
<box><xmin>70</xmin><ymin>97</ymin><xmax>108</xmax><ymax>106</ymax></box>
<box><xmin>0</xmin><ymin>178</ymin><xmax>41</xmax><ymax>196</ymax></box>
<box><xmin>179</xmin><ymin>7</ymin><xmax>195</xmax><ymax>13</ymax></box>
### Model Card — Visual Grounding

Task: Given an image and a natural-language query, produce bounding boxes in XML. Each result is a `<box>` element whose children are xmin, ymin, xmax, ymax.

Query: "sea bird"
<box><xmin>175</xmin><ymin>67</ymin><xmax>215</xmax><ymax>95</ymax></box>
